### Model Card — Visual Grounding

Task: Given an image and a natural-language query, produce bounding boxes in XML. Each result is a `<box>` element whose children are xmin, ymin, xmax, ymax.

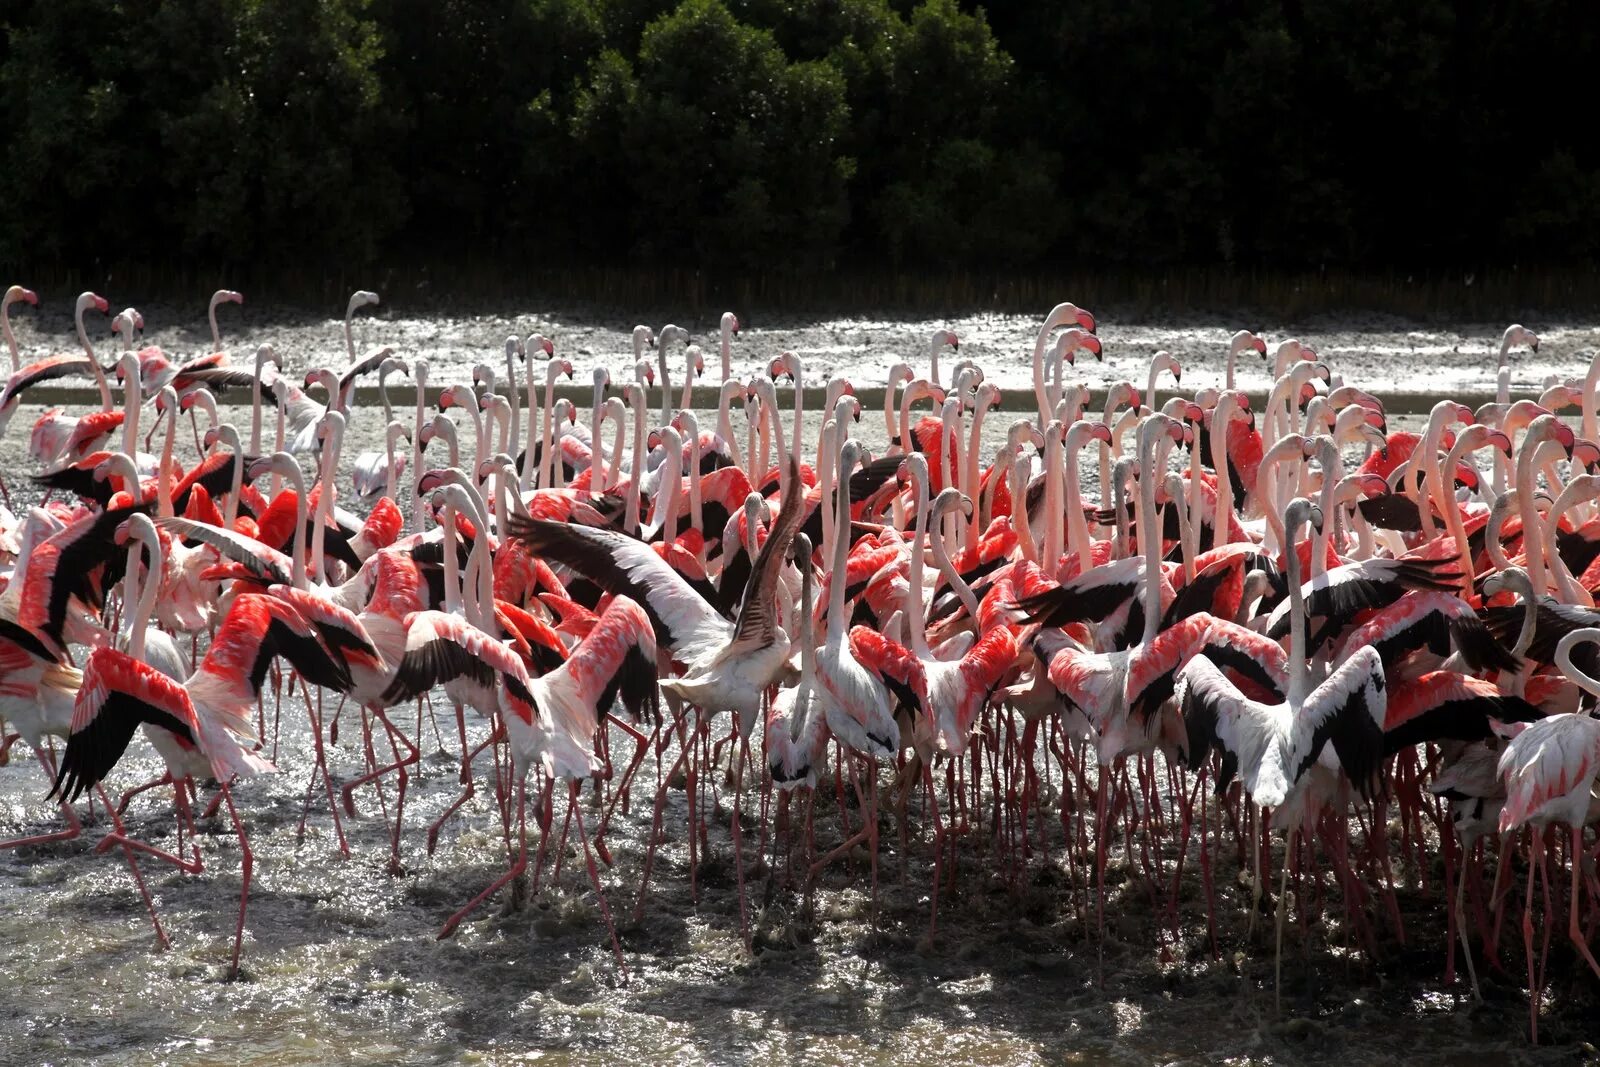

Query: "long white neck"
<box><xmin>440</xmin><ymin>503</ymin><xmax>462</xmax><ymax>616</ymax></box>
<box><xmin>905</xmin><ymin>470</ymin><xmax>933</xmax><ymax>658</ymax></box>
<box><xmin>590</xmin><ymin>375</ymin><xmax>608</xmax><ymax>487</ymax></box>
<box><xmin>222</xmin><ymin>427</ymin><xmax>244</xmax><ymax>527</ymax></box>
<box><xmin>505</xmin><ymin>346</ymin><xmax>522</xmax><ymax>460</ymax></box>
<box><xmin>1584</xmin><ymin>351</ymin><xmax>1600</xmax><ymax>443</ymax></box>
<box><xmin>1064</xmin><ymin>429</ymin><xmax>1093</xmax><ymax>563</ymax></box>
<box><xmin>964</xmin><ymin>396</ymin><xmax>993</xmax><ymax>552</ymax></box>
<box><xmin>124</xmin><ymin>534</ymin><xmax>162</xmax><ymax>662</ymax></box>
<box><xmin>279</xmin><ymin>465</ymin><xmax>308</xmax><ymax>590</ymax></box>
<box><xmin>931</xmin><ymin>505</ymin><xmax>980</xmax><ymax>619</ymax></box>
<box><xmin>605</xmin><ymin>405</ymin><xmax>627</xmax><ymax>492</ymax></box>
<box><xmin>826</xmin><ymin>442</ymin><xmax>859</xmax><ymax>644</ymax></box>
<box><xmin>410</xmin><ymin>365</ymin><xmax>429</xmax><ymax>533</ymax></box>
<box><xmin>121</xmin><ymin>369</ymin><xmax>141</xmax><ymax>456</ymax></box>
<box><xmin>156</xmin><ymin>402</ymin><xmax>178</xmax><ymax>519</ymax></box>
<box><xmin>1011</xmin><ymin>454</ymin><xmax>1039</xmax><ymax>564</ymax></box>
<box><xmin>1286</xmin><ymin>517</ymin><xmax>1309</xmax><ymax>707</ymax></box>
<box><xmin>624</xmin><ymin>398</ymin><xmax>647</xmax><ymax>534</ymax></box>
<box><xmin>1211</xmin><ymin>408</ymin><xmax>1234</xmax><ymax>550</ymax></box>
<box><xmin>654</xmin><ymin>436</ymin><xmax>683</xmax><ymax>544</ymax></box>
<box><xmin>1312</xmin><ymin>438</ymin><xmax>1340</xmax><ymax>578</ymax></box>
<box><xmin>716</xmin><ymin>388</ymin><xmax>743</xmax><ymax>474</ymax></box>
<box><xmin>1517</xmin><ymin>435</ymin><xmax>1548</xmax><ymax>594</ymax></box>
<box><xmin>763</xmin><ymin>387</ymin><xmax>790</xmax><ymax>496</ymax></box>
<box><xmin>1137</xmin><ymin>428</ymin><xmax>1164</xmax><ymax>647</ymax></box>
<box><xmin>537</xmin><ymin>378</ymin><xmax>557</xmax><ymax>490</ymax></box>
<box><xmin>657</xmin><ymin>338</ymin><xmax>673</xmax><ymax>425</ymax></box>
<box><xmin>2</xmin><ymin>295</ymin><xmax>19</xmax><ymax>372</ymax></box>
<box><xmin>787</xmin><ymin>365</ymin><xmax>805</xmax><ymax>475</ymax></box>
<box><xmin>1043</xmin><ymin>428</ymin><xmax>1064</xmax><ymax>571</ymax></box>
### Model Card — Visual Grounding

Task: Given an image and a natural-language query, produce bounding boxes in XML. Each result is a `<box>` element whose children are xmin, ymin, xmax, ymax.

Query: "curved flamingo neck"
<box><xmin>624</xmin><ymin>395</ymin><xmax>647</xmax><ymax>534</ymax></box>
<box><xmin>123</xmin><ymin>531</ymin><xmax>163</xmax><ymax>662</ymax></box>
<box><xmin>2</xmin><ymin>293</ymin><xmax>20</xmax><ymax>372</ymax></box>
<box><xmin>1285</xmin><ymin>513</ymin><xmax>1309</xmax><ymax>707</ymax></box>
<box><xmin>827</xmin><ymin>441</ymin><xmax>861</xmax><ymax>643</ymax></box>
<box><xmin>905</xmin><ymin>468</ymin><xmax>933</xmax><ymax>658</ymax></box>
<box><xmin>156</xmin><ymin>400</ymin><xmax>178</xmax><ymax>519</ymax></box>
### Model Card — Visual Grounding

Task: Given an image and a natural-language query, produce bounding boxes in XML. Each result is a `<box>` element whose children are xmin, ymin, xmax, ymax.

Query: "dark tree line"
<box><xmin>1</xmin><ymin>0</ymin><xmax>1596</xmax><ymax>282</ymax></box>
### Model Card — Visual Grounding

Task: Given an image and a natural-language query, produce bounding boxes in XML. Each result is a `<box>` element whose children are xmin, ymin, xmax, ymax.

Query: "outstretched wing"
<box><xmin>1291</xmin><ymin>646</ymin><xmax>1387</xmax><ymax>799</ymax></box>
<box><xmin>507</xmin><ymin>515</ymin><xmax>728</xmax><ymax>654</ymax></box>
<box><xmin>729</xmin><ymin>457</ymin><xmax>803</xmax><ymax>652</ymax></box>
<box><xmin>49</xmin><ymin>646</ymin><xmax>200</xmax><ymax>804</ymax></box>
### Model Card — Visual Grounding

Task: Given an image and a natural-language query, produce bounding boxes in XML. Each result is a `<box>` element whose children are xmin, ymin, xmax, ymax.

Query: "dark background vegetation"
<box><xmin>2</xmin><ymin>0</ymin><xmax>1598</xmax><ymax>313</ymax></box>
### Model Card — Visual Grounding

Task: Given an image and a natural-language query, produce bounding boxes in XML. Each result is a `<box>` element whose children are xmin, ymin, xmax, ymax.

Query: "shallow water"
<box><xmin>1</xmin><ymin>389</ymin><xmax>1597</xmax><ymax>1066</ymax></box>
<box><xmin>7</xmin><ymin>298</ymin><xmax>1600</xmax><ymax>398</ymax></box>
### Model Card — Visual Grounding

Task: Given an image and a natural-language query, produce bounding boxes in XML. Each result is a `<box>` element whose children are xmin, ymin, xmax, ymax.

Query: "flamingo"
<box><xmin>1494</xmin><ymin>627</ymin><xmax>1600</xmax><ymax>1040</ymax></box>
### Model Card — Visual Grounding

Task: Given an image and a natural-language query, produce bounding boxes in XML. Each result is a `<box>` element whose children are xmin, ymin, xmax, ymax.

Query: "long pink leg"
<box><xmin>1570</xmin><ymin>826</ymin><xmax>1600</xmax><ymax>979</ymax></box>
<box><xmin>90</xmin><ymin>783</ymin><xmax>172</xmax><ymax>950</ymax></box>
<box><xmin>731</xmin><ymin>730</ymin><xmax>751</xmax><ymax>950</ymax></box>
<box><xmin>426</xmin><ymin>722</ymin><xmax>504</xmax><ymax>854</ymax></box>
<box><xmin>298</xmin><ymin>678</ymin><xmax>349</xmax><ymax>856</ymax></box>
<box><xmin>633</xmin><ymin>722</ymin><xmax>693</xmax><ymax>924</ymax></box>
<box><xmin>0</xmin><ymin>745</ymin><xmax>86</xmax><ymax>850</ymax></box>
<box><xmin>221</xmin><ymin>786</ymin><xmax>253</xmax><ymax>981</ymax></box>
<box><xmin>569</xmin><ymin>784</ymin><xmax>627</xmax><ymax>976</ymax></box>
<box><xmin>1523</xmin><ymin>832</ymin><xmax>1539</xmax><ymax>1043</ymax></box>
<box><xmin>438</xmin><ymin>777</ymin><xmax>528</xmax><ymax>940</ymax></box>
<box><xmin>115</xmin><ymin>773</ymin><xmax>175</xmax><ymax>816</ymax></box>
<box><xmin>372</xmin><ymin>706</ymin><xmax>419</xmax><ymax>874</ymax></box>
<box><xmin>594</xmin><ymin>715</ymin><xmax>652</xmax><ymax>866</ymax></box>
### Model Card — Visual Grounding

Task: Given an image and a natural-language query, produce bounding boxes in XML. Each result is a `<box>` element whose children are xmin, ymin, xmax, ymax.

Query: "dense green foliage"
<box><xmin>1</xmin><ymin>0</ymin><xmax>1596</xmax><ymax>282</ymax></box>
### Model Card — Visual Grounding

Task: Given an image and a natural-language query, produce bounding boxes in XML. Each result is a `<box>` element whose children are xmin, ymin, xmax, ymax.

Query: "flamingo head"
<box><xmin>438</xmin><ymin>384</ymin><xmax>466</xmax><ymax>411</ymax></box>
<box><xmin>1541</xmin><ymin>415</ymin><xmax>1578</xmax><ymax>458</ymax></box>
<box><xmin>768</xmin><ymin>352</ymin><xmax>796</xmax><ymax>382</ymax></box>
<box><xmin>1575</xmin><ymin>439</ymin><xmax>1600</xmax><ymax>471</ymax></box>
<box><xmin>1069</xmin><ymin>329</ymin><xmax>1103</xmax><ymax>363</ymax></box>
<box><xmin>686</xmin><ymin>346</ymin><xmax>705</xmax><ymax>378</ymax></box>
<box><xmin>1347</xmin><ymin>473</ymin><xmax>1391</xmax><ymax>500</ymax></box>
<box><xmin>886</xmin><ymin>362</ymin><xmax>914</xmax><ymax>391</ymax></box>
<box><xmin>1070</xmin><ymin>305</ymin><xmax>1097</xmax><ymax>334</ymax></box>
<box><xmin>4</xmin><ymin>286</ymin><xmax>38</xmax><ymax>307</ymax></box>
<box><xmin>202</xmin><ymin>426</ymin><xmax>222</xmax><ymax>450</ymax></box>
<box><xmin>1230</xmin><ymin>330</ymin><xmax>1268</xmax><ymax>357</ymax></box>
<box><xmin>416</xmin><ymin>468</ymin><xmax>454</xmax><ymax>496</ymax></box>
<box><xmin>1505</xmin><ymin>324</ymin><xmax>1540</xmax><ymax>353</ymax></box>
<box><xmin>346</xmin><ymin>290</ymin><xmax>381</xmax><ymax>317</ymax></box>
<box><xmin>555</xmin><ymin>397</ymin><xmax>577</xmax><ymax>425</ymax></box>
<box><xmin>722</xmin><ymin>311</ymin><xmax>740</xmax><ymax>336</ymax></box>
<box><xmin>549</xmin><ymin>357</ymin><xmax>574</xmax><ymax>383</ymax></box>
<box><xmin>79</xmin><ymin>292</ymin><xmax>110</xmax><ymax>316</ymax></box>
<box><xmin>636</xmin><ymin>360</ymin><xmax>656</xmax><ymax>386</ymax></box>
<box><xmin>219</xmin><ymin>289</ymin><xmax>244</xmax><ymax>306</ymax></box>
<box><xmin>531</xmin><ymin>334</ymin><xmax>555</xmax><ymax>358</ymax></box>
<box><xmin>303</xmin><ymin>367</ymin><xmax>337</xmax><ymax>393</ymax></box>
<box><xmin>472</xmin><ymin>364</ymin><xmax>495</xmax><ymax>391</ymax></box>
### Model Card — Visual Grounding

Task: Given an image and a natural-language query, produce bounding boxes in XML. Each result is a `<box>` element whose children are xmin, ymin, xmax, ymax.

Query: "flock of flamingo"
<box><xmin>0</xmin><ymin>285</ymin><xmax>1597</xmax><ymax>1038</ymax></box>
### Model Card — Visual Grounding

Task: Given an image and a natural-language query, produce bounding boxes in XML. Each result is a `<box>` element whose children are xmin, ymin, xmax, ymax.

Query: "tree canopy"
<box><xmin>1</xmin><ymin>0</ymin><xmax>1594</xmax><ymax>282</ymax></box>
